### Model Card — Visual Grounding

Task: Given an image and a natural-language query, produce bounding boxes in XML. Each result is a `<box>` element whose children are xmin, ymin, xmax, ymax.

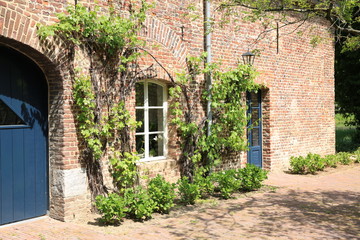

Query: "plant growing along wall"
<box><xmin>170</xmin><ymin>55</ymin><xmax>260</xmax><ymax>180</ymax></box>
<box><xmin>38</xmin><ymin>1</ymin><xmax>261</xmax><ymax>209</ymax></box>
<box><xmin>38</xmin><ymin>1</ymin><xmax>151</xmax><ymax>200</ymax></box>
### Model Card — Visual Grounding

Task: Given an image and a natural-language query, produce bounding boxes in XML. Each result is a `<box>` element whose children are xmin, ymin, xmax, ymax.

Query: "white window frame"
<box><xmin>135</xmin><ymin>80</ymin><xmax>168</xmax><ymax>161</ymax></box>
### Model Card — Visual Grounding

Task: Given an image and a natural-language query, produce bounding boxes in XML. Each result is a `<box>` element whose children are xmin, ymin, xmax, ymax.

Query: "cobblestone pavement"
<box><xmin>1</xmin><ymin>164</ymin><xmax>359</xmax><ymax>240</ymax></box>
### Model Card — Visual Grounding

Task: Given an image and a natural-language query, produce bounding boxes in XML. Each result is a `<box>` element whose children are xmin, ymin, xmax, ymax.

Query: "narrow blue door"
<box><xmin>0</xmin><ymin>46</ymin><xmax>48</xmax><ymax>225</ymax></box>
<box><xmin>247</xmin><ymin>91</ymin><xmax>262</xmax><ymax>167</ymax></box>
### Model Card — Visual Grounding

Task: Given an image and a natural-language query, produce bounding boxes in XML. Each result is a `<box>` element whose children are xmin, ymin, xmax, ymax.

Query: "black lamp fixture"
<box><xmin>242</xmin><ymin>51</ymin><xmax>256</xmax><ymax>65</ymax></box>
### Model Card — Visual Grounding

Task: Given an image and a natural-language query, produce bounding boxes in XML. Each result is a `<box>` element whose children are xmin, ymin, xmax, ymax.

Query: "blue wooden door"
<box><xmin>247</xmin><ymin>91</ymin><xmax>262</xmax><ymax>167</ymax></box>
<box><xmin>0</xmin><ymin>46</ymin><xmax>48</xmax><ymax>225</ymax></box>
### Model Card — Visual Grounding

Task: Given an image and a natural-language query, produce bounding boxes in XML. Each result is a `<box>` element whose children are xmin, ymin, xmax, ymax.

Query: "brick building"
<box><xmin>0</xmin><ymin>0</ymin><xmax>335</xmax><ymax>225</ymax></box>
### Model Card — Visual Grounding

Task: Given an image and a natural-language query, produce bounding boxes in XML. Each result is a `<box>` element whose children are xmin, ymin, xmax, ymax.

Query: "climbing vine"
<box><xmin>38</xmin><ymin>1</ymin><xmax>261</xmax><ymax>207</ymax></box>
<box><xmin>170</xmin><ymin>55</ymin><xmax>260</xmax><ymax>180</ymax></box>
<box><xmin>73</xmin><ymin>74</ymin><xmax>139</xmax><ymax>192</ymax></box>
<box><xmin>38</xmin><ymin>1</ymin><xmax>151</xmax><ymax>200</ymax></box>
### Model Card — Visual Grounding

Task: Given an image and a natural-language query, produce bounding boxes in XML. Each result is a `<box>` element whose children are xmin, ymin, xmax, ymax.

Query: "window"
<box><xmin>0</xmin><ymin>99</ymin><xmax>25</xmax><ymax>126</ymax></box>
<box><xmin>135</xmin><ymin>80</ymin><xmax>167</xmax><ymax>160</ymax></box>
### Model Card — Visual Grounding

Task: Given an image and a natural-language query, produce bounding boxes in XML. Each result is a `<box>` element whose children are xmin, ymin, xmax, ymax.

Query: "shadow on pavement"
<box><xmin>159</xmin><ymin>189</ymin><xmax>359</xmax><ymax>239</ymax></box>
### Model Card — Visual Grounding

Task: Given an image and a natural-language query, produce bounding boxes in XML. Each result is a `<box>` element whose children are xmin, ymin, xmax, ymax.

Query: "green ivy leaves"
<box><xmin>170</xmin><ymin>56</ymin><xmax>260</xmax><ymax>175</ymax></box>
<box><xmin>38</xmin><ymin>3</ymin><xmax>149</xmax><ymax>55</ymax></box>
<box><xmin>38</xmin><ymin>2</ymin><xmax>148</xmax><ymax>194</ymax></box>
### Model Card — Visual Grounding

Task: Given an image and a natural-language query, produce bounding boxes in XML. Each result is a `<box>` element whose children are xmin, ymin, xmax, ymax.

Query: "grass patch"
<box><xmin>335</xmin><ymin>114</ymin><xmax>359</xmax><ymax>152</ymax></box>
<box><xmin>336</xmin><ymin>126</ymin><xmax>359</xmax><ymax>152</ymax></box>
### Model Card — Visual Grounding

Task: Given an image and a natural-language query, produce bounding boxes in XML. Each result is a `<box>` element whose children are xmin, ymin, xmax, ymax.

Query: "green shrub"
<box><xmin>193</xmin><ymin>172</ymin><xmax>215</xmax><ymax>199</ymax></box>
<box><xmin>336</xmin><ymin>152</ymin><xmax>352</xmax><ymax>165</ymax></box>
<box><xmin>238</xmin><ymin>164</ymin><xmax>268</xmax><ymax>191</ymax></box>
<box><xmin>177</xmin><ymin>177</ymin><xmax>200</xmax><ymax>205</ymax></box>
<box><xmin>147</xmin><ymin>175</ymin><xmax>176</xmax><ymax>214</ymax></box>
<box><xmin>95</xmin><ymin>193</ymin><xmax>127</xmax><ymax>224</ymax></box>
<box><xmin>124</xmin><ymin>186</ymin><xmax>155</xmax><ymax>221</ymax></box>
<box><xmin>289</xmin><ymin>156</ymin><xmax>307</xmax><ymax>174</ymax></box>
<box><xmin>289</xmin><ymin>153</ymin><xmax>325</xmax><ymax>174</ymax></box>
<box><xmin>353</xmin><ymin>149</ymin><xmax>360</xmax><ymax>163</ymax></box>
<box><xmin>290</xmin><ymin>150</ymin><xmax>360</xmax><ymax>175</ymax></box>
<box><xmin>323</xmin><ymin>154</ymin><xmax>338</xmax><ymax>168</ymax></box>
<box><xmin>212</xmin><ymin>169</ymin><xmax>240</xmax><ymax>199</ymax></box>
<box><xmin>309</xmin><ymin>153</ymin><xmax>326</xmax><ymax>172</ymax></box>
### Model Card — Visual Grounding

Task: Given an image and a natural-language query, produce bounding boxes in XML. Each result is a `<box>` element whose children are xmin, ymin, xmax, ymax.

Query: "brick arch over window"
<box><xmin>139</xmin><ymin>16</ymin><xmax>189</xmax><ymax>82</ymax></box>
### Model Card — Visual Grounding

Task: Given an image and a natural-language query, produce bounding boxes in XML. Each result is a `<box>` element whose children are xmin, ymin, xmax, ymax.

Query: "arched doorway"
<box><xmin>0</xmin><ymin>45</ymin><xmax>48</xmax><ymax>225</ymax></box>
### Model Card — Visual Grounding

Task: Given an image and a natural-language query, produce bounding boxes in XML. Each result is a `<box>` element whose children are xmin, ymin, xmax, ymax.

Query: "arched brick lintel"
<box><xmin>142</xmin><ymin>17</ymin><xmax>188</xmax><ymax>66</ymax></box>
<box><xmin>140</xmin><ymin>16</ymin><xmax>189</xmax><ymax>82</ymax></box>
<box><xmin>0</xmin><ymin>5</ymin><xmax>43</xmax><ymax>54</ymax></box>
<box><xmin>0</xmin><ymin>4</ymin><xmax>65</xmax><ymax>78</ymax></box>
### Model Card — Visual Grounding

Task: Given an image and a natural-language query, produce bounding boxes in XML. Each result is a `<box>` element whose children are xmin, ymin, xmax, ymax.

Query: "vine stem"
<box><xmin>135</xmin><ymin>47</ymin><xmax>176</xmax><ymax>83</ymax></box>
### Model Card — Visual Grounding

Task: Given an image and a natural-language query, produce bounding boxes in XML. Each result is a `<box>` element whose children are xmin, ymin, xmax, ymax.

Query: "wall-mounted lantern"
<box><xmin>241</xmin><ymin>51</ymin><xmax>256</xmax><ymax>65</ymax></box>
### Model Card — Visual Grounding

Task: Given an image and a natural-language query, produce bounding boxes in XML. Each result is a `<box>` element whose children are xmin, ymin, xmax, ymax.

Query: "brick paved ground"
<box><xmin>1</xmin><ymin>164</ymin><xmax>359</xmax><ymax>240</ymax></box>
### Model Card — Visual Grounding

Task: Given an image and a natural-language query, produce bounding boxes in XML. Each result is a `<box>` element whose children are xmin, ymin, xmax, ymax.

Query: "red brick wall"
<box><xmin>145</xmin><ymin>0</ymin><xmax>335</xmax><ymax>170</ymax></box>
<box><xmin>0</xmin><ymin>0</ymin><xmax>335</xmax><ymax>221</ymax></box>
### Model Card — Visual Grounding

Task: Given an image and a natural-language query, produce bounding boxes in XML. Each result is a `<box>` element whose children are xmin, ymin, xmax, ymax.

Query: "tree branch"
<box><xmin>219</xmin><ymin>1</ymin><xmax>360</xmax><ymax>37</ymax></box>
<box><xmin>336</xmin><ymin>25</ymin><xmax>360</xmax><ymax>35</ymax></box>
<box><xmin>220</xmin><ymin>3</ymin><xmax>328</xmax><ymax>13</ymax></box>
<box><xmin>136</xmin><ymin>46</ymin><xmax>176</xmax><ymax>83</ymax></box>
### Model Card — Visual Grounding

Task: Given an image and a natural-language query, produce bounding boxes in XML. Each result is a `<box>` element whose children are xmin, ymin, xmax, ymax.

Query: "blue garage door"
<box><xmin>0</xmin><ymin>46</ymin><xmax>48</xmax><ymax>225</ymax></box>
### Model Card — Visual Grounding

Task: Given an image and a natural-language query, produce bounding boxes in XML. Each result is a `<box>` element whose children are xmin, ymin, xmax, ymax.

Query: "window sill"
<box><xmin>136</xmin><ymin>156</ymin><xmax>169</xmax><ymax>164</ymax></box>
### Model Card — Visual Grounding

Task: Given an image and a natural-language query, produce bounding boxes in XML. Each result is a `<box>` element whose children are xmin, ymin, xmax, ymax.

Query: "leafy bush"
<box><xmin>96</xmin><ymin>166</ymin><xmax>269</xmax><ymax>224</ymax></box>
<box><xmin>309</xmin><ymin>153</ymin><xmax>326</xmax><ymax>171</ymax></box>
<box><xmin>289</xmin><ymin>153</ymin><xmax>325</xmax><ymax>174</ymax></box>
<box><xmin>323</xmin><ymin>154</ymin><xmax>338</xmax><ymax>168</ymax></box>
<box><xmin>193</xmin><ymin>172</ymin><xmax>215</xmax><ymax>199</ymax></box>
<box><xmin>124</xmin><ymin>187</ymin><xmax>155</xmax><ymax>221</ymax></box>
<box><xmin>110</xmin><ymin>152</ymin><xmax>139</xmax><ymax>191</ymax></box>
<box><xmin>354</xmin><ymin>149</ymin><xmax>360</xmax><ymax>163</ymax></box>
<box><xmin>289</xmin><ymin>150</ymin><xmax>360</xmax><ymax>175</ymax></box>
<box><xmin>336</xmin><ymin>152</ymin><xmax>352</xmax><ymax>165</ymax></box>
<box><xmin>205</xmin><ymin>165</ymin><xmax>267</xmax><ymax>198</ymax></box>
<box><xmin>95</xmin><ymin>187</ymin><xmax>156</xmax><ymax>223</ymax></box>
<box><xmin>177</xmin><ymin>177</ymin><xmax>200</xmax><ymax>205</ymax></box>
<box><xmin>238</xmin><ymin>164</ymin><xmax>268</xmax><ymax>191</ymax></box>
<box><xmin>95</xmin><ymin>193</ymin><xmax>127</xmax><ymax>224</ymax></box>
<box><xmin>212</xmin><ymin>169</ymin><xmax>240</xmax><ymax>199</ymax></box>
<box><xmin>148</xmin><ymin>175</ymin><xmax>176</xmax><ymax>214</ymax></box>
<box><xmin>289</xmin><ymin>156</ymin><xmax>307</xmax><ymax>174</ymax></box>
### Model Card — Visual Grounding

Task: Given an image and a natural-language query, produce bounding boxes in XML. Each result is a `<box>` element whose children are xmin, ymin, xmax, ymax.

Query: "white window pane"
<box><xmin>135</xmin><ymin>82</ymin><xmax>144</xmax><ymax>106</ymax></box>
<box><xmin>135</xmin><ymin>81</ymin><xmax>166</xmax><ymax>160</ymax></box>
<box><xmin>148</xmin><ymin>83</ymin><xmax>163</xmax><ymax>106</ymax></box>
<box><xmin>136</xmin><ymin>135</ymin><xmax>145</xmax><ymax>157</ymax></box>
<box><xmin>149</xmin><ymin>134</ymin><xmax>164</xmax><ymax>157</ymax></box>
<box><xmin>0</xmin><ymin>99</ymin><xmax>25</xmax><ymax>125</ymax></box>
<box><xmin>250</xmin><ymin>92</ymin><xmax>259</xmax><ymax>107</ymax></box>
<box><xmin>251</xmin><ymin>108</ymin><xmax>259</xmax><ymax>127</ymax></box>
<box><xmin>252</xmin><ymin>128</ymin><xmax>260</xmax><ymax>146</ymax></box>
<box><xmin>149</xmin><ymin>109</ymin><xmax>163</xmax><ymax>132</ymax></box>
<box><xmin>136</xmin><ymin>109</ymin><xmax>144</xmax><ymax>133</ymax></box>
